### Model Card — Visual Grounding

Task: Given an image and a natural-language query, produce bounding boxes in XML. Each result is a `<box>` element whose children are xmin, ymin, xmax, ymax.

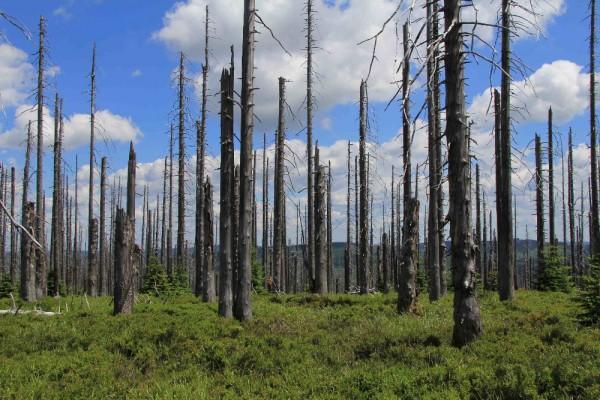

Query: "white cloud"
<box><xmin>0</xmin><ymin>43</ymin><xmax>34</xmax><ymax>110</ymax></box>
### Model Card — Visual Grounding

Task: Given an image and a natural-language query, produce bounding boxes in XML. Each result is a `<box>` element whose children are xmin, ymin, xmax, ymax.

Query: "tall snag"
<box><xmin>88</xmin><ymin>44</ymin><xmax>98</xmax><ymax>297</ymax></box>
<box><xmin>314</xmin><ymin>149</ymin><xmax>327</xmax><ymax>295</ymax></box>
<box><xmin>99</xmin><ymin>157</ymin><xmax>107</xmax><ymax>295</ymax></box>
<box><xmin>548</xmin><ymin>107</ymin><xmax>556</xmax><ymax>246</ymax></box>
<box><xmin>535</xmin><ymin>134</ymin><xmax>545</xmax><ymax>286</ymax></box>
<box><xmin>51</xmin><ymin>96</ymin><xmax>63</xmax><ymax>295</ymax></box>
<box><xmin>306</xmin><ymin>0</ymin><xmax>316</xmax><ymax>292</ymax></box>
<box><xmin>358</xmin><ymin>80</ymin><xmax>368</xmax><ymax>294</ymax></box>
<box><xmin>202</xmin><ymin>177</ymin><xmax>215</xmax><ymax>302</ymax></box>
<box><xmin>273</xmin><ymin>77</ymin><xmax>286</xmax><ymax>291</ymax></box>
<box><xmin>20</xmin><ymin>122</ymin><xmax>35</xmax><ymax>301</ymax></box>
<box><xmin>444</xmin><ymin>0</ymin><xmax>482</xmax><ymax>346</ymax></box>
<box><xmin>176</xmin><ymin>52</ymin><xmax>186</xmax><ymax>270</ymax></box>
<box><xmin>219</xmin><ymin>65</ymin><xmax>234</xmax><ymax>318</ymax></box>
<box><xmin>235</xmin><ymin>0</ymin><xmax>255</xmax><ymax>322</ymax></box>
<box><xmin>345</xmin><ymin>141</ymin><xmax>351</xmax><ymax>292</ymax></box>
<box><xmin>590</xmin><ymin>0</ymin><xmax>600</xmax><ymax>256</ymax></box>
<box><xmin>568</xmin><ymin>129</ymin><xmax>576</xmax><ymax>273</ymax></box>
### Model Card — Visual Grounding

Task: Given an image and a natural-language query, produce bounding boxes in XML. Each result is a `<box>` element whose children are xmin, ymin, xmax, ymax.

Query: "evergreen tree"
<box><xmin>577</xmin><ymin>257</ymin><xmax>600</xmax><ymax>326</ymax></box>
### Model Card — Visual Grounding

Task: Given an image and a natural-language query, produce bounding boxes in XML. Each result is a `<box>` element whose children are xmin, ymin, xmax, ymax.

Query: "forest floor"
<box><xmin>1</xmin><ymin>290</ymin><xmax>599</xmax><ymax>399</ymax></box>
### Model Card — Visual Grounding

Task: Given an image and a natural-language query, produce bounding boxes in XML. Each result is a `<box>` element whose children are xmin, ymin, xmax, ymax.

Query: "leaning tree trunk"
<box><xmin>219</xmin><ymin>66</ymin><xmax>234</xmax><ymax>317</ymax></box>
<box><xmin>88</xmin><ymin>44</ymin><xmax>98</xmax><ymax>297</ymax></box>
<box><xmin>176</xmin><ymin>52</ymin><xmax>186</xmax><ymax>270</ymax></box>
<box><xmin>314</xmin><ymin>159</ymin><xmax>328</xmax><ymax>295</ymax></box>
<box><xmin>535</xmin><ymin>134</ymin><xmax>545</xmax><ymax>287</ymax></box>
<box><xmin>590</xmin><ymin>0</ymin><xmax>600</xmax><ymax>257</ymax></box>
<box><xmin>444</xmin><ymin>0</ymin><xmax>482</xmax><ymax>346</ymax></box>
<box><xmin>202</xmin><ymin>177</ymin><xmax>215</xmax><ymax>302</ymax></box>
<box><xmin>273</xmin><ymin>77</ymin><xmax>286</xmax><ymax>292</ymax></box>
<box><xmin>358</xmin><ymin>81</ymin><xmax>368</xmax><ymax>294</ymax></box>
<box><xmin>35</xmin><ymin>16</ymin><xmax>47</xmax><ymax>299</ymax></box>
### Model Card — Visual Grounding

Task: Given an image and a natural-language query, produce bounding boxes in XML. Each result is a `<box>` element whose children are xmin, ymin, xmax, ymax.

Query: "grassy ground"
<box><xmin>1</xmin><ymin>290</ymin><xmax>599</xmax><ymax>399</ymax></box>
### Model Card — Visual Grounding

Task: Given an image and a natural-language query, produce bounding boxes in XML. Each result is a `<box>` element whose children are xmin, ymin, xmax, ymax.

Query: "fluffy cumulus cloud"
<box><xmin>0</xmin><ymin>43</ymin><xmax>34</xmax><ymax>109</ymax></box>
<box><xmin>0</xmin><ymin>105</ymin><xmax>142</xmax><ymax>150</ymax></box>
<box><xmin>153</xmin><ymin>0</ymin><xmax>565</xmax><ymax>131</ymax></box>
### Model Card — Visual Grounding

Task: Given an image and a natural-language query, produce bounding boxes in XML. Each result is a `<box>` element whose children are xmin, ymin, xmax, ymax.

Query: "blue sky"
<box><xmin>0</xmin><ymin>0</ymin><xmax>594</xmax><ymax>242</ymax></box>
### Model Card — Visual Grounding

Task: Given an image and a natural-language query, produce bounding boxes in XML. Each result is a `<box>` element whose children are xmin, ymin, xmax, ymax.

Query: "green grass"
<box><xmin>1</xmin><ymin>291</ymin><xmax>599</xmax><ymax>399</ymax></box>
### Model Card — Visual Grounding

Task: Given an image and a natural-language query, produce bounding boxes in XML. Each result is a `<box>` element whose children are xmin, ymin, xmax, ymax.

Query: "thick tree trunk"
<box><xmin>445</xmin><ymin>0</ymin><xmax>482</xmax><ymax>346</ymax></box>
<box><xmin>314</xmin><ymin>159</ymin><xmax>327</xmax><ymax>295</ymax></box>
<box><xmin>535</xmin><ymin>134</ymin><xmax>545</xmax><ymax>286</ymax></box>
<box><xmin>398</xmin><ymin>198</ymin><xmax>418</xmax><ymax>313</ymax></box>
<box><xmin>87</xmin><ymin>218</ymin><xmax>98</xmax><ymax>295</ymax></box>
<box><xmin>113</xmin><ymin>209</ymin><xmax>133</xmax><ymax>315</ymax></box>
<box><xmin>10</xmin><ymin>167</ymin><xmax>16</xmax><ymax>285</ymax></box>
<box><xmin>20</xmin><ymin>202</ymin><xmax>36</xmax><ymax>301</ymax></box>
<box><xmin>590</xmin><ymin>0</ymin><xmax>600</xmax><ymax>256</ymax></box>
<box><xmin>358</xmin><ymin>81</ymin><xmax>368</xmax><ymax>294</ymax></box>
<box><xmin>306</xmin><ymin>0</ymin><xmax>316</xmax><ymax>293</ymax></box>
<box><xmin>232</xmin><ymin>166</ymin><xmax>240</xmax><ymax>302</ymax></box>
<box><xmin>219</xmin><ymin>66</ymin><xmax>234</xmax><ymax>317</ymax></box>
<box><xmin>273</xmin><ymin>77</ymin><xmax>286</xmax><ymax>291</ymax></box>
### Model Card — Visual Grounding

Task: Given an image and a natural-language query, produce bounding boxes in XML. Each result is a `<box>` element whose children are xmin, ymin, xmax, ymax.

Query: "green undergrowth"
<box><xmin>1</xmin><ymin>290</ymin><xmax>599</xmax><ymax>399</ymax></box>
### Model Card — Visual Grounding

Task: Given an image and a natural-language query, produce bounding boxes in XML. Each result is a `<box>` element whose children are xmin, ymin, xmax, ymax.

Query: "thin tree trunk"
<box><xmin>535</xmin><ymin>134</ymin><xmax>545</xmax><ymax>287</ymax></box>
<box><xmin>161</xmin><ymin>157</ymin><xmax>168</xmax><ymax>265</ymax></box>
<box><xmin>20</xmin><ymin>202</ymin><xmax>36</xmax><ymax>301</ymax></box>
<box><xmin>176</xmin><ymin>52</ymin><xmax>186</xmax><ymax>270</ymax></box>
<box><xmin>10</xmin><ymin>167</ymin><xmax>16</xmax><ymax>285</ymax></box>
<box><xmin>203</xmin><ymin>177</ymin><xmax>215</xmax><ymax>302</ymax></box>
<box><xmin>590</xmin><ymin>0</ymin><xmax>600</xmax><ymax>256</ymax></box>
<box><xmin>359</xmin><ymin>81</ymin><xmax>368</xmax><ymax>294</ymax></box>
<box><xmin>262</xmin><ymin>133</ymin><xmax>269</xmax><ymax>275</ymax></box>
<box><xmin>548</xmin><ymin>107</ymin><xmax>555</xmax><ymax>246</ymax></box>
<box><xmin>168</xmin><ymin>125</ymin><xmax>174</xmax><ymax>276</ymax></box>
<box><xmin>306</xmin><ymin>0</ymin><xmax>315</xmax><ymax>293</ymax></box>
<box><xmin>568</xmin><ymin>129</ymin><xmax>576</xmax><ymax>273</ymax></box>
<box><xmin>219</xmin><ymin>65</ymin><xmax>234</xmax><ymax>317</ymax></box>
<box><xmin>345</xmin><ymin>141</ymin><xmax>351</xmax><ymax>292</ymax></box>
<box><xmin>475</xmin><ymin>164</ymin><xmax>481</xmax><ymax>284</ymax></box>
<box><xmin>327</xmin><ymin>161</ymin><xmax>333</xmax><ymax>291</ymax></box>
<box><xmin>73</xmin><ymin>156</ymin><xmax>79</xmax><ymax>292</ymax></box>
<box><xmin>314</xmin><ymin>157</ymin><xmax>327</xmax><ymax>295</ymax></box>
<box><xmin>51</xmin><ymin>96</ymin><xmax>63</xmax><ymax>295</ymax></box>
<box><xmin>88</xmin><ymin>44</ymin><xmax>98</xmax><ymax>297</ymax></box>
<box><xmin>445</xmin><ymin>0</ymin><xmax>482</xmax><ymax>346</ymax></box>
<box><xmin>99</xmin><ymin>157</ymin><xmax>107</xmax><ymax>295</ymax></box>
<box><xmin>35</xmin><ymin>16</ymin><xmax>47</xmax><ymax>299</ymax></box>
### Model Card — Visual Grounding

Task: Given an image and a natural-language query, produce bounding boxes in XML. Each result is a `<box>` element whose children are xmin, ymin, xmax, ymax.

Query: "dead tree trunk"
<box><xmin>176</xmin><ymin>52</ymin><xmax>186</xmax><ymax>270</ymax></box>
<box><xmin>445</xmin><ymin>0</ymin><xmax>482</xmax><ymax>346</ymax></box>
<box><xmin>203</xmin><ymin>177</ymin><xmax>215</xmax><ymax>302</ymax></box>
<box><xmin>482</xmin><ymin>192</ymin><xmax>487</xmax><ymax>289</ymax></box>
<box><xmin>273</xmin><ymin>77</ymin><xmax>286</xmax><ymax>291</ymax></box>
<box><xmin>99</xmin><ymin>157</ymin><xmax>107</xmax><ymax>295</ymax></box>
<box><xmin>161</xmin><ymin>157</ymin><xmax>167</xmax><ymax>265</ymax></box>
<box><xmin>327</xmin><ymin>161</ymin><xmax>333</xmax><ymax>291</ymax></box>
<box><xmin>427</xmin><ymin>0</ymin><xmax>441</xmax><ymax>301</ymax></box>
<box><xmin>568</xmin><ymin>129</ymin><xmax>576</xmax><ymax>273</ymax></box>
<box><xmin>358</xmin><ymin>81</ymin><xmax>368</xmax><ymax>294</ymax></box>
<box><xmin>314</xmin><ymin>159</ymin><xmax>327</xmax><ymax>295</ymax></box>
<box><xmin>74</xmin><ymin>156</ymin><xmax>79</xmax><ymax>293</ymax></box>
<box><xmin>20</xmin><ymin>202</ymin><xmax>36</xmax><ymax>301</ymax></box>
<box><xmin>535</xmin><ymin>134</ymin><xmax>545</xmax><ymax>287</ymax></box>
<box><xmin>232</xmin><ymin>165</ymin><xmax>240</xmax><ymax>301</ymax></box>
<box><xmin>382</xmin><ymin>231</ymin><xmax>390</xmax><ymax>292</ymax></box>
<box><xmin>235</xmin><ymin>0</ymin><xmax>256</xmax><ymax>322</ymax></box>
<box><xmin>35</xmin><ymin>16</ymin><xmax>47</xmax><ymax>298</ymax></box>
<box><xmin>398</xmin><ymin>198</ymin><xmax>418</xmax><ymax>313</ymax></box>
<box><xmin>88</xmin><ymin>44</ymin><xmax>98</xmax><ymax>297</ymax></box>
<box><xmin>113</xmin><ymin>209</ymin><xmax>133</xmax><ymax>315</ymax></box>
<box><xmin>590</xmin><ymin>0</ymin><xmax>600</xmax><ymax>257</ymax></box>
<box><xmin>262</xmin><ymin>133</ymin><xmax>269</xmax><ymax>275</ymax></box>
<box><xmin>167</xmin><ymin>125</ymin><xmax>174</xmax><ymax>276</ymax></box>
<box><xmin>195</xmin><ymin>6</ymin><xmax>210</xmax><ymax>298</ymax></box>
<box><xmin>548</xmin><ymin>107</ymin><xmax>555</xmax><ymax>246</ymax></box>
<box><xmin>10</xmin><ymin>167</ymin><xmax>16</xmax><ymax>285</ymax></box>
<box><xmin>475</xmin><ymin>164</ymin><xmax>482</xmax><ymax>284</ymax></box>
<box><xmin>219</xmin><ymin>66</ymin><xmax>234</xmax><ymax>317</ymax></box>
<box><xmin>345</xmin><ymin>141</ymin><xmax>351</xmax><ymax>292</ymax></box>
<box><xmin>51</xmin><ymin>96</ymin><xmax>63</xmax><ymax>295</ymax></box>
<box><xmin>306</xmin><ymin>0</ymin><xmax>316</xmax><ymax>293</ymax></box>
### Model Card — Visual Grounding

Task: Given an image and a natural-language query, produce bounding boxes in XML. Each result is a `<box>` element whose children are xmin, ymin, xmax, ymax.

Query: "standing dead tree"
<box><xmin>327</xmin><ymin>161</ymin><xmax>333</xmax><ymax>291</ymax></box>
<box><xmin>176</xmin><ymin>52</ymin><xmax>186</xmax><ymax>271</ymax></box>
<box><xmin>219</xmin><ymin>65</ymin><xmax>234</xmax><ymax>318</ymax></box>
<box><xmin>21</xmin><ymin>122</ymin><xmax>35</xmax><ymax>300</ymax></box>
<box><xmin>345</xmin><ymin>141</ymin><xmax>351</xmax><ymax>292</ymax></box>
<box><xmin>535</xmin><ymin>134</ymin><xmax>545</xmax><ymax>287</ymax></box>
<box><xmin>273</xmin><ymin>77</ymin><xmax>286</xmax><ymax>291</ymax></box>
<box><xmin>548</xmin><ymin>108</ymin><xmax>556</xmax><ymax>246</ymax></box>
<box><xmin>196</xmin><ymin>5</ymin><xmax>210</xmax><ymax>299</ymax></box>
<box><xmin>202</xmin><ymin>177</ymin><xmax>215</xmax><ymax>302</ymax></box>
<box><xmin>99</xmin><ymin>157</ymin><xmax>107</xmax><ymax>295</ymax></box>
<box><xmin>358</xmin><ymin>81</ymin><xmax>368</xmax><ymax>294</ymax></box>
<box><xmin>88</xmin><ymin>44</ymin><xmax>98</xmax><ymax>297</ymax></box>
<box><xmin>235</xmin><ymin>0</ymin><xmax>256</xmax><ymax>321</ymax></box>
<box><xmin>305</xmin><ymin>0</ymin><xmax>316</xmax><ymax>293</ymax></box>
<box><xmin>35</xmin><ymin>16</ymin><xmax>47</xmax><ymax>298</ymax></box>
<box><xmin>314</xmin><ymin>148</ymin><xmax>327</xmax><ymax>295</ymax></box>
<box><xmin>568</xmin><ymin>129</ymin><xmax>576</xmax><ymax>274</ymax></box>
<box><xmin>590</xmin><ymin>0</ymin><xmax>600</xmax><ymax>257</ymax></box>
<box><xmin>51</xmin><ymin>96</ymin><xmax>63</xmax><ymax>296</ymax></box>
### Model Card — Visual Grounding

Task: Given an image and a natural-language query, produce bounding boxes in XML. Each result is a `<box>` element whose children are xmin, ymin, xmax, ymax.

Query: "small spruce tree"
<box><xmin>577</xmin><ymin>257</ymin><xmax>600</xmax><ymax>326</ymax></box>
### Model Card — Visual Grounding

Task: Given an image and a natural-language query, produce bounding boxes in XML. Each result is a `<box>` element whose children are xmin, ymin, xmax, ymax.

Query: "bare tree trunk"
<box><xmin>590</xmin><ymin>0</ymin><xmax>600</xmax><ymax>256</ymax></box>
<box><xmin>535</xmin><ymin>134</ymin><xmax>545</xmax><ymax>287</ymax></box>
<box><xmin>327</xmin><ymin>161</ymin><xmax>333</xmax><ymax>291</ymax></box>
<box><xmin>398</xmin><ymin>198</ymin><xmax>418</xmax><ymax>313</ymax></box>
<box><xmin>195</xmin><ymin>6</ymin><xmax>210</xmax><ymax>298</ymax></box>
<box><xmin>560</xmin><ymin>133</ymin><xmax>567</xmax><ymax>264</ymax></box>
<box><xmin>355</xmin><ymin>155</ymin><xmax>359</xmax><ymax>287</ymax></box>
<box><xmin>99</xmin><ymin>157</ymin><xmax>107</xmax><ymax>295</ymax></box>
<box><xmin>252</xmin><ymin>151</ymin><xmax>257</xmax><ymax>253</ymax></box>
<box><xmin>176</xmin><ymin>52</ymin><xmax>186</xmax><ymax>270</ymax></box>
<box><xmin>35</xmin><ymin>16</ymin><xmax>47</xmax><ymax>299</ymax></box>
<box><xmin>359</xmin><ymin>81</ymin><xmax>368</xmax><ymax>294</ymax></box>
<box><xmin>314</xmin><ymin>157</ymin><xmax>327</xmax><ymax>295</ymax></box>
<box><xmin>219</xmin><ymin>65</ymin><xmax>234</xmax><ymax>317</ymax></box>
<box><xmin>273</xmin><ymin>77</ymin><xmax>286</xmax><ymax>291</ymax></box>
<box><xmin>10</xmin><ymin>167</ymin><xmax>16</xmax><ymax>285</ymax></box>
<box><xmin>568</xmin><ymin>129</ymin><xmax>576</xmax><ymax>274</ymax></box>
<box><xmin>548</xmin><ymin>107</ymin><xmax>556</xmax><ymax>246</ymax></box>
<box><xmin>168</xmin><ymin>125</ymin><xmax>174</xmax><ymax>276</ymax></box>
<box><xmin>482</xmin><ymin>192</ymin><xmax>487</xmax><ymax>289</ymax></box>
<box><xmin>127</xmin><ymin>144</ymin><xmax>136</xmax><ymax>236</ymax></box>
<box><xmin>114</xmin><ymin>209</ymin><xmax>133</xmax><ymax>315</ymax></box>
<box><xmin>20</xmin><ymin>202</ymin><xmax>36</xmax><ymax>301</ymax></box>
<box><xmin>445</xmin><ymin>0</ymin><xmax>482</xmax><ymax>346</ymax></box>
<box><xmin>203</xmin><ymin>177</ymin><xmax>215</xmax><ymax>302</ymax></box>
<box><xmin>427</xmin><ymin>0</ymin><xmax>441</xmax><ymax>301</ymax></box>
<box><xmin>73</xmin><ymin>156</ymin><xmax>79</xmax><ymax>292</ymax></box>
<box><xmin>345</xmin><ymin>141</ymin><xmax>351</xmax><ymax>292</ymax></box>
<box><xmin>51</xmin><ymin>96</ymin><xmax>63</xmax><ymax>295</ymax></box>
<box><xmin>87</xmin><ymin>44</ymin><xmax>98</xmax><ymax>297</ymax></box>
<box><xmin>306</xmin><ymin>0</ymin><xmax>316</xmax><ymax>293</ymax></box>
<box><xmin>232</xmin><ymin>165</ymin><xmax>240</xmax><ymax>300</ymax></box>
<box><xmin>391</xmin><ymin>166</ymin><xmax>396</xmax><ymax>290</ymax></box>
<box><xmin>262</xmin><ymin>133</ymin><xmax>269</xmax><ymax>276</ymax></box>
<box><xmin>161</xmin><ymin>157</ymin><xmax>167</xmax><ymax>265</ymax></box>
<box><xmin>382</xmin><ymin>231</ymin><xmax>390</xmax><ymax>292</ymax></box>
<box><xmin>475</xmin><ymin>164</ymin><xmax>481</xmax><ymax>285</ymax></box>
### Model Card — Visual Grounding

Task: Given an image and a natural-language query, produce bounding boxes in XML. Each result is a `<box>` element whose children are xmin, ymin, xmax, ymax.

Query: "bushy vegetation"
<box><xmin>1</xmin><ymin>290</ymin><xmax>599</xmax><ymax>399</ymax></box>
<box><xmin>0</xmin><ymin>273</ymin><xmax>13</xmax><ymax>298</ymax></box>
<box><xmin>538</xmin><ymin>247</ymin><xmax>572</xmax><ymax>293</ymax></box>
<box><xmin>577</xmin><ymin>258</ymin><xmax>600</xmax><ymax>327</ymax></box>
